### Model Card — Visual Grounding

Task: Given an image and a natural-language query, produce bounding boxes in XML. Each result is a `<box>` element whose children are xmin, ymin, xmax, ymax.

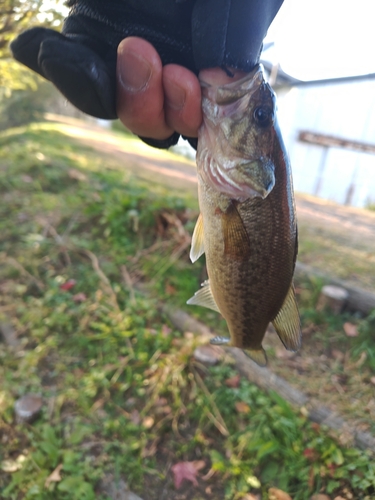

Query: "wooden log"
<box><xmin>316</xmin><ymin>285</ymin><xmax>349</xmax><ymax>314</ymax></box>
<box><xmin>162</xmin><ymin>304</ymin><xmax>375</xmax><ymax>453</ymax></box>
<box><xmin>298</xmin><ymin>130</ymin><xmax>375</xmax><ymax>155</ymax></box>
<box><xmin>295</xmin><ymin>262</ymin><xmax>375</xmax><ymax>315</ymax></box>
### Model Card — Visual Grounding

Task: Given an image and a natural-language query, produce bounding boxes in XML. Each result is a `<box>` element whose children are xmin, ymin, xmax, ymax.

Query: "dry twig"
<box><xmin>120</xmin><ymin>264</ymin><xmax>136</xmax><ymax>305</ymax></box>
<box><xmin>1</xmin><ymin>254</ymin><xmax>45</xmax><ymax>291</ymax></box>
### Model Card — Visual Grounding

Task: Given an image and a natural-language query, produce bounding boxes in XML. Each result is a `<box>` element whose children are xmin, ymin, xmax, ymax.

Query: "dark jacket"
<box><xmin>11</xmin><ymin>0</ymin><xmax>283</xmax><ymax>147</ymax></box>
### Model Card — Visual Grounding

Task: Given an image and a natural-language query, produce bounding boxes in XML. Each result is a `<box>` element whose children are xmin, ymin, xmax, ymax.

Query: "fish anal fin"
<box><xmin>222</xmin><ymin>202</ymin><xmax>251</xmax><ymax>260</ymax></box>
<box><xmin>210</xmin><ymin>336</ymin><xmax>231</xmax><ymax>346</ymax></box>
<box><xmin>187</xmin><ymin>280</ymin><xmax>221</xmax><ymax>313</ymax></box>
<box><xmin>190</xmin><ymin>213</ymin><xmax>205</xmax><ymax>263</ymax></box>
<box><xmin>272</xmin><ymin>285</ymin><xmax>301</xmax><ymax>352</ymax></box>
<box><xmin>243</xmin><ymin>347</ymin><xmax>267</xmax><ymax>367</ymax></box>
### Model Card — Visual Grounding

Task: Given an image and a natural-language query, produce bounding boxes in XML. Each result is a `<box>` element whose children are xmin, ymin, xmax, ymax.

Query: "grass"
<box><xmin>1</xmin><ymin>122</ymin><xmax>375</xmax><ymax>500</ymax></box>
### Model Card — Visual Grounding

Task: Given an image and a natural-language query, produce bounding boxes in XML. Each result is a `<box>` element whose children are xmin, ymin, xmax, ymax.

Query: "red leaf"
<box><xmin>225</xmin><ymin>374</ymin><xmax>241</xmax><ymax>388</ymax></box>
<box><xmin>165</xmin><ymin>283</ymin><xmax>177</xmax><ymax>295</ymax></box>
<box><xmin>60</xmin><ymin>279</ymin><xmax>76</xmax><ymax>291</ymax></box>
<box><xmin>303</xmin><ymin>448</ymin><xmax>318</xmax><ymax>461</ymax></box>
<box><xmin>171</xmin><ymin>461</ymin><xmax>205</xmax><ymax>489</ymax></box>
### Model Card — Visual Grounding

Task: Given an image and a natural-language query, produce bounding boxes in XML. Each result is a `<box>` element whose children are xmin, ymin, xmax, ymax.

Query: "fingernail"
<box><xmin>165</xmin><ymin>81</ymin><xmax>186</xmax><ymax>110</ymax></box>
<box><xmin>118</xmin><ymin>45</ymin><xmax>152</xmax><ymax>92</ymax></box>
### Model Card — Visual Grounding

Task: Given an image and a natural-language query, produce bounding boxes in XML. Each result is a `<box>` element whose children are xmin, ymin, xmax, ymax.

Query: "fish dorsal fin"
<box><xmin>222</xmin><ymin>202</ymin><xmax>251</xmax><ymax>260</ymax></box>
<box><xmin>272</xmin><ymin>285</ymin><xmax>301</xmax><ymax>352</ymax></box>
<box><xmin>190</xmin><ymin>213</ymin><xmax>205</xmax><ymax>263</ymax></box>
<box><xmin>186</xmin><ymin>280</ymin><xmax>221</xmax><ymax>313</ymax></box>
<box><xmin>243</xmin><ymin>347</ymin><xmax>267</xmax><ymax>367</ymax></box>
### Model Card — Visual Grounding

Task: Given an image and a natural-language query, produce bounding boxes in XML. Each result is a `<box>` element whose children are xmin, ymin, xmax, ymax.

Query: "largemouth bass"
<box><xmin>187</xmin><ymin>64</ymin><xmax>301</xmax><ymax>366</ymax></box>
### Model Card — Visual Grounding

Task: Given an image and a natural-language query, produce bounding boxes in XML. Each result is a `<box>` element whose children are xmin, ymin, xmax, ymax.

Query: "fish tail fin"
<box><xmin>243</xmin><ymin>347</ymin><xmax>267</xmax><ymax>367</ymax></box>
<box><xmin>272</xmin><ymin>285</ymin><xmax>301</xmax><ymax>352</ymax></box>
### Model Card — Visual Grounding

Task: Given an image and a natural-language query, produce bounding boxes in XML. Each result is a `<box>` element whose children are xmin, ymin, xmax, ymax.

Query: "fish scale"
<box><xmin>188</xmin><ymin>64</ymin><xmax>301</xmax><ymax>366</ymax></box>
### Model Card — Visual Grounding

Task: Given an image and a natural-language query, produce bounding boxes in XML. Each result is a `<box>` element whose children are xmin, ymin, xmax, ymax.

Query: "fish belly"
<box><xmin>199</xmin><ymin>180</ymin><xmax>295</xmax><ymax>351</ymax></box>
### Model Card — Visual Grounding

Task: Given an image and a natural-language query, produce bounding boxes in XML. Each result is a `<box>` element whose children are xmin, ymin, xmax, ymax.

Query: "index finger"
<box><xmin>116</xmin><ymin>37</ymin><xmax>173</xmax><ymax>140</ymax></box>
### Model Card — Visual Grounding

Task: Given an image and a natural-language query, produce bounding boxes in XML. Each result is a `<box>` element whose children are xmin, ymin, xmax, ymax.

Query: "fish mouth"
<box><xmin>201</xmin><ymin>64</ymin><xmax>266</xmax><ymax>105</ymax></box>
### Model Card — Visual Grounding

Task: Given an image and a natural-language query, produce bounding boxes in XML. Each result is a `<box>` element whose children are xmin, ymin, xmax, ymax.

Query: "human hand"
<box><xmin>116</xmin><ymin>37</ymin><xmax>202</xmax><ymax>141</ymax></box>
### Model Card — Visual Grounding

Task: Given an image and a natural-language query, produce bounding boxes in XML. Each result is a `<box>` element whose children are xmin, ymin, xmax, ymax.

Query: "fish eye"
<box><xmin>253</xmin><ymin>107</ymin><xmax>273</xmax><ymax>127</ymax></box>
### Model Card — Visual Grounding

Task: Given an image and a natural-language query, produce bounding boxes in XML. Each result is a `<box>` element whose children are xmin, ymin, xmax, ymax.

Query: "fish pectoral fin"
<box><xmin>272</xmin><ymin>285</ymin><xmax>301</xmax><ymax>352</ymax></box>
<box><xmin>210</xmin><ymin>336</ymin><xmax>231</xmax><ymax>346</ymax></box>
<box><xmin>222</xmin><ymin>202</ymin><xmax>251</xmax><ymax>260</ymax></box>
<box><xmin>186</xmin><ymin>280</ymin><xmax>221</xmax><ymax>313</ymax></box>
<box><xmin>243</xmin><ymin>347</ymin><xmax>267</xmax><ymax>367</ymax></box>
<box><xmin>190</xmin><ymin>213</ymin><xmax>205</xmax><ymax>263</ymax></box>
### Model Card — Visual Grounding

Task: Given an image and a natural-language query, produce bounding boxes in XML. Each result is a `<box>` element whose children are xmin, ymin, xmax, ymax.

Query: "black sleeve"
<box><xmin>192</xmin><ymin>0</ymin><xmax>284</xmax><ymax>72</ymax></box>
<box><xmin>11</xmin><ymin>0</ymin><xmax>283</xmax><ymax>146</ymax></box>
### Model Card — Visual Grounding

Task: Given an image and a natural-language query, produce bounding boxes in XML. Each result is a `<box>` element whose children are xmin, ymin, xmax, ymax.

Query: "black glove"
<box><xmin>11</xmin><ymin>0</ymin><xmax>283</xmax><ymax>146</ymax></box>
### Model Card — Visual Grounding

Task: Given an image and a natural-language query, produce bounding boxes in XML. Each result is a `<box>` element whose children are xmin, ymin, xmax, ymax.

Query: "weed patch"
<box><xmin>1</xmin><ymin>123</ymin><xmax>375</xmax><ymax>500</ymax></box>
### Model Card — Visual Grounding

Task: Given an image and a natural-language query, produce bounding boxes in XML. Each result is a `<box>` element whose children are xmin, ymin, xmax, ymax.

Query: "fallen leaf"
<box><xmin>45</xmin><ymin>464</ymin><xmax>63</xmax><ymax>487</ymax></box>
<box><xmin>268</xmin><ymin>488</ymin><xmax>292</xmax><ymax>500</ymax></box>
<box><xmin>1</xmin><ymin>455</ymin><xmax>26</xmax><ymax>472</ymax></box>
<box><xmin>142</xmin><ymin>416</ymin><xmax>154</xmax><ymax>429</ymax></box>
<box><xmin>303</xmin><ymin>448</ymin><xmax>318</xmax><ymax>461</ymax></box>
<box><xmin>225</xmin><ymin>374</ymin><xmax>241</xmax><ymax>388</ymax></box>
<box><xmin>60</xmin><ymin>279</ymin><xmax>76</xmax><ymax>291</ymax></box>
<box><xmin>161</xmin><ymin>324</ymin><xmax>172</xmax><ymax>337</ymax></box>
<box><xmin>370</xmin><ymin>376</ymin><xmax>375</xmax><ymax>386</ymax></box>
<box><xmin>235</xmin><ymin>401</ymin><xmax>251</xmax><ymax>414</ymax></box>
<box><xmin>247</xmin><ymin>476</ymin><xmax>261</xmax><ymax>488</ymax></box>
<box><xmin>327</xmin><ymin>463</ymin><xmax>337</xmax><ymax>476</ymax></box>
<box><xmin>310</xmin><ymin>495</ymin><xmax>331</xmax><ymax>500</ymax></box>
<box><xmin>73</xmin><ymin>292</ymin><xmax>87</xmax><ymax>302</ymax></box>
<box><xmin>192</xmin><ymin>460</ymin><xmax>205</xmax><ymax>471</ymax></box>
<box><xmin>171</xmin><ymin>460</ymin><xmax>205</xmax><ymax>489</ymax></box>
<box><xmin>165</xmin><ymin>283</ymin><xmax>177</xmax><ymax>295</ymax></box>
<box><xmin>343</xmin><ymin>322</ymin><xmax>358</xmax><ymax>337</ymax></box>
<box><xmin>311</xmin><ymin>422</ymin><xmax>320</xmax><ymax>433</ymax></box>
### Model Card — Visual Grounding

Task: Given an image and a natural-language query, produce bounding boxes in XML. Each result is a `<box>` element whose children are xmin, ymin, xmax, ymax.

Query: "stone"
<box><xmin>193</xmin><ymin>345</ymin><xmax>222</xmax><ymax>365</ymax></box>
<box><xmin>98</xmin><ymin>475</ymin><xmax>144</xmax><ymax>500</ymax></box>
<box><xmin>268</xmin><ymin>487</ymin><xmax>292</xmax><ymax>500</ymax></box>
<box><xmin>14</xmin><ymin>394</ymin><xmax>43</xmax><ymax>423</ymax></box>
